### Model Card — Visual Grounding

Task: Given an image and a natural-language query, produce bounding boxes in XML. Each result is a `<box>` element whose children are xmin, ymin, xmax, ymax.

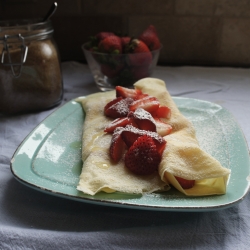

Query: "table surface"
<box><xmin>1</xmin><ymin>61</ymin><xmax>250</xmax><ymax>250</ymax></box>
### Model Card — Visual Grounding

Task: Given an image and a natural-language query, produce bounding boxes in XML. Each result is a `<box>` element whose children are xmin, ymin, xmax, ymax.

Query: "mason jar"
<box><xmin>0</xmin><ymin>19</ymin><xmax>63</xmax><ymax>114</ymax></box>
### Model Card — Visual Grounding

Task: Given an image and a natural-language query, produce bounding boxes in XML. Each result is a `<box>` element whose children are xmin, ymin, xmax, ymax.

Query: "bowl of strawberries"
<box><xmin>82</xmin><ymin>25</ymin><xmax>162</xmax><ymax>91</ymax></box>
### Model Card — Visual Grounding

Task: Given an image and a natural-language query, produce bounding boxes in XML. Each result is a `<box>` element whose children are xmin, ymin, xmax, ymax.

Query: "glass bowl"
<box><xmin>82</xmin><ymin>43</ymin><xmax>161</xmax><ymax>91</ymax></box>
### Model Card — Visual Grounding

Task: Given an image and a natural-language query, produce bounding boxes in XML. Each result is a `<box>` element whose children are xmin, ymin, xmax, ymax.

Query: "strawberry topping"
<box><xmin>104</xmin><ymin>117</ymin><xmax>137</xmax><ymax>133</ymax></box>
<box><xmin>153</xmin><ymin>106</ymin><xmax>171</xmax><ymax>119</ymax></box>
<box><xmin>104</xmin><ymin>96</ymin><xmax>123</xmax><ymax>112</ymax></box>
<box><xmin>128</xmin><ymin>108</ymin><xmax>156</xmax><ymax>132</ymax></box>
<box><xmin>121</xmin><ymin>125</ymin><xmax>166</xmax><ymax>155</ymax></box>
<box><xmin>175</xmin><ymin>176</ymin><xmax>195</xmax><ymax>189</ymax></box>
<box><xmin>129</xmin><ymin>95</ymin><xmax>160</xmax><ymax>113</ymax></box>
<box><xmin>125</xmin><ymin>135</ymin><xmax>161</xmax><ymax>175</ymax></box>
<box><xmin>116</xmin><ymin>86</ymin><xmax>142</xmax><ymax>99</ymax></box>
<box><xmin>103</xmin><ymin>85</ymin><xmax>173</xmax><ymax>178</ymax></box>
<box><xmin>104</xmin><ymin>97</ymin><xmax>133</xmax><ymax>118</ymax></box>
<box><xmin>154</xmin><ymin>117</ymin><xmax>172</xmax><ymax>137</ymax></box>
<box><xmin>109</xmin><ymin>127</ymin><xmax>125</xmax><ymax>162</ymax></box>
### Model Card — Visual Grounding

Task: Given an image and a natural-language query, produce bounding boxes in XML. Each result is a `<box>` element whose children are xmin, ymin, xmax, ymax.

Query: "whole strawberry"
<box><xmin>98</xmin><ymin>35</ymin><xmax>123</xmax><ymax>54</ymax></box>
<box><xmin>125</xmin><ymin>134</ymin><xmax>161</xmax><ymax>175</ymax></box>
<box><xmin>96</xmin><ymin>32</ymin><xmax>115</xmax><ymax>42</ymax></box>
<box><xmin>138</xmin><ymin>25</ymin><xmax>161</xmax><ymax>51</ymax></box>
<box><xmin>101</xmin><ymin>63</ymin><xmax>124</xmax><ymax>78</ymax></box>
<box><xmin>126</xmin><ymin>39</ymin><xmax>152</xmax><ymax>67</ymax></box>
<box><xmin>86</xmin><ymin>32</ymin><xmax>115</xmax><ymax>50</ymax></box>
<box><xmin>120</xmin><ymin>36</ymin><xmax>131</xmax><ymax>53</ymax></box>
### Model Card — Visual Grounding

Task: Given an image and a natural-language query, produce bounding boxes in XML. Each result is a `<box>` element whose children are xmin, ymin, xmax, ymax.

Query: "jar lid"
<box><xmin>0</xmin><ymin>19</ymin><xmax>54</xmax><ymax>77</ymax></box>
<box><xmin>0</xmin><ymin>19</ymin><xmax>53</xmax><ymax>42</ymax></box>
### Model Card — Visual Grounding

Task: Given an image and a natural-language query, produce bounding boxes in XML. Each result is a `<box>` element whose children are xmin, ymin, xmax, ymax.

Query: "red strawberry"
<box><xmin>95</xmin><ymin>32</ymin><xmax>115</xmax><ymax>41</ymax></box>
<box><xmin>128</xmin><ymin>108</ymin><xmax>156</xmax><ymax>132</ymax></box>
<box><xmin>104</xmin><ymin>117</ymin><xmax>137</xmax><ymax>133</ymax></box>
<box><xmin>121</xmin><ymin>125</ymin><xmax>166</xmax><ymax>155</ymax></box>
<box><xmin>127</xmin><ymin>39</ymin><xmax>152</xmax><ymax>67</ymax></box>
<box><xmin>154</xmin><ymin>118</ymin><xmax>172</xmax><ymax>137</ymax></box>
<box><xmin>138</xmin><ymin>25</ymin><xmax>161</xmax><ymax>51</ymax></box>
<box><xmin>129</xmin><ymin>95</ymin><xmax>160</xmax><ymax>113</ymax></box>
<box><xmin>154</xmin><ymin>106</ymin><xmax>171</xmax><ymax>119</ymax></box>
<box><xmin>101</xmin><ymin>63</ymin><xmax>124</xmax><ymax>78</ymax></box>
<box><xmin>134</xmin><ymin>93</ymin><xmax>149</xmax><ymax>100</ymax></box>
<box><xmin>104</xmin><ymin>96</ymin><xmax>122</xmax><ymax>114</ymax></box>
<box><xmin>121</xmin><ymin>125</ymin><xmax>143</xmax><ymax>148</ymax></box>
<box><xmin>87</xmin><ymin>32</ymin><xmax>115</xmax><ymax>49</ymax></box>
<box><xmin>110</xmin><ymin>127</ymin><xmax>125</xmax><ymax>162</ymax></box>
<box><xmin>116</xmin><ymin>86</ymin><xmax>142</xmax><ymax>99</ymax></box>
<box><xmin>175</xmin><ymin>176</ymin><xmax>195</xmax><ymax>189</ymax></box>
<box><xmin>125</xmin><ymin>135</ymin><xmax>161</xmax><ymax>175</ymax></box>
<box><xmin>121</xmin><ymin>36</ymin><xmax>131</xmax><ymax>52</ymax></box>
<box><xmin>98</xmin><ymin>35</ymin><xmax>122</xmax><ymax>54</ymax></box>
<box><xmin>104</xmin><ymin>97</ymin><xmax>134</xmax><ymax>118</ymax></box>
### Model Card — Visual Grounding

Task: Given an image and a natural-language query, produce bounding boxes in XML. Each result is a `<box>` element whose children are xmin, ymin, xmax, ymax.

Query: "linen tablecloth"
<box><xmin>0</xmin><ymin>61</ymin><xmax>249</xmax><ymax>249</ymax></box>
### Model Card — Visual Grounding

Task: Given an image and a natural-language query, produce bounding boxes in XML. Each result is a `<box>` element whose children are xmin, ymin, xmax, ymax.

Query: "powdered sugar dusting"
<box><xmin>180</xmin><ymin>104</ymin><xmax>237</xmax><ymax>169</ymax></box>
<box><xmin>133</xmin><ymin>108</ymin><xmax>156</xmax><ymax>124</ymax></box>
<box><xmin>112</xmin><ymin>99</ymin><xmax>129</xmax><ymax>116</ymax></box>
<box><xmin>123</xmin><ymin>125</ymin><xmax>165</xmax><ymax>144</ymax></box>
<box><xmin>112</xmin><ymin>127</ymin><xmax>124</xmax><ymax>142</ymax></box>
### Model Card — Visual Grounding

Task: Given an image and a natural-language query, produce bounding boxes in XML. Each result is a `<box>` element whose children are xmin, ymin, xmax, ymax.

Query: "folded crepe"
<box><xmin>76</xmin><ymin>78</ymin><xmax>231</xmax><ymax>196</ymax></box>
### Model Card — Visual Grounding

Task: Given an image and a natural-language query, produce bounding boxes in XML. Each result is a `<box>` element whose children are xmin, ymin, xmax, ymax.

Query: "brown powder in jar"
<box><xmin>0</xmin><ymin>36</ymin><xmax>63</xmax><ymax>114</ymax></box>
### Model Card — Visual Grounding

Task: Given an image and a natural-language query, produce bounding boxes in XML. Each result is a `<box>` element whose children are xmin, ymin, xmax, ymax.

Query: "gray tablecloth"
<box><xmin>1</xmin><ymin>61</ymin><xmax>250</xmax><ymax>250</ymax></box>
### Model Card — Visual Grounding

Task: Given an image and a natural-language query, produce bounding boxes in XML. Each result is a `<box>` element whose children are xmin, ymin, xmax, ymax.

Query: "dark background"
<box><xmin>1</xmin><ymin>0</ymin><xmax>250</xmax><ymax>67</ymax></box>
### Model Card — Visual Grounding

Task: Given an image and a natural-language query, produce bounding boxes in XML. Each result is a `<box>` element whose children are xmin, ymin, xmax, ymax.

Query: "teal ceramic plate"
<box><xmin>11</xmin><ymin>97</ymin><xmax>250</xmax><ymax>212</ymax></box>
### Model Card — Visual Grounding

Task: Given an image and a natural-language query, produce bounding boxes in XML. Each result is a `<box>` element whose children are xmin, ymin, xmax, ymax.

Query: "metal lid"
<box><xmin>0</xmin><ymin>19</ymin><xmax>54</xmax><ymax>77</ymax></box>
<box><xmin>0</xmin><ymin>19</ymin><xmax>54</xmax><ymax>41</ymax></box>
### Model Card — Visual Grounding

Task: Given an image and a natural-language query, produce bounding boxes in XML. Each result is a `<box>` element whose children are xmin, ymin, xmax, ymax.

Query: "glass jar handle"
<box><xmin>1</xmin><ymin>34</ymin><xmax>28</xmax><ymax>78</ymax></box>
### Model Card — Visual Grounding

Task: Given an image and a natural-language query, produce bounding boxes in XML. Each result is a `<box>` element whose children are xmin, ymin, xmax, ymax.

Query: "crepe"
<box><xmin>76</xmin><ymin>90</ymin><xmax>168</xmax><ymax>195</ymax></box>
<box><xmin>76</xmin><ymin>78</ymin><xmax>231</xmax><ymax>196</ymax></box>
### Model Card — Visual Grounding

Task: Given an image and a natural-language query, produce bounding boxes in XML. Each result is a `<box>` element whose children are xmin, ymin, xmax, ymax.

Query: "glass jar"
<box><xmin>0</xmin><ymin>19</ymin><xmax>63</xmax><ymax>114</ymax></box>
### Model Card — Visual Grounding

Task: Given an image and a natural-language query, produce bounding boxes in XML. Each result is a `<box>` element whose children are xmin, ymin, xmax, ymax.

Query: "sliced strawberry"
<box><xmin>125</xmin><ymin>135</ymin><xmax>161</xmax><ymax>175</ymax></box>
<box><xmin>104</xmin><ymin>96</ymin><xmax>122</xmax><ymax>112</ymax></box>
<box><xmin>109</xmin><ymin>127</ymin><xmax>125</xmax><ymax>162</ymax></box>
<box><xmin>121</xmin><ymin>125</ymin><xmax>142</xmax><ymax>148</ymax></box>
<box><xmin>154</xmin><ymin>118</ymin><xmax>172</xmax><ymax>137</ymax></box>
<box><xmin>134</xmin><ymin>93</ymin><xmax>149</xmax><ymax>100</ymax></box>
<box><xmin>104</xmin><ymin>97</ymin><xmax>133</xmax><ymax>118</ymax></box>
<box><xmin>129</xmin><ymin>95</ymin><xmax>160</xmax><ymax>114</ymax></box>
<box><xmin>154</xmin><ymin>106</ymin><xmax>171</xmax><ymax>119</ymax></box>
<box><xmin>175</xmin><ymin>176</ymin><xmax>195</xmax><ymax>189</ymax></box>
<box><xmin>104</xmin><ymin>117</ymin><xmax>137</xmax><ymax>133</ymax></box>
<box><xmin>129</xmin><ymin>108</ymin><xmax>156</xmax><ymax>132</ymax></box>
<box><xmin>104</xmin><ymin>117</ymin><xmax>129</xmax><ymax>133</ymax></box>
<box><xmin>116</xmin><ymin>86</ymin><xmax>142</xmax><ymax>99</ymax></box>
<box><xmin>121</xmin><ymin>125</ymin><xmax>166</xmax><ymax>155</ymax></box>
